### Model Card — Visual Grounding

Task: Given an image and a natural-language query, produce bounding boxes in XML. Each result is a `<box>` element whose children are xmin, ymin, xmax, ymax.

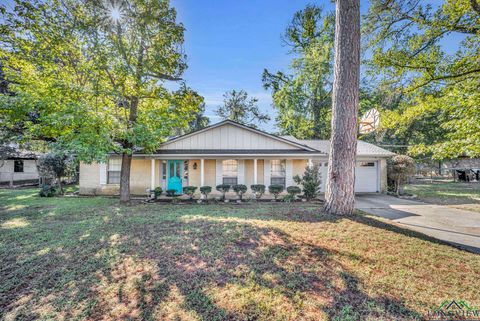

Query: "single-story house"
<box><xmin>79</xmin><ymin>120</ymin><xmax>395</xmax><ymax>196</ymax></box>
<box><xmin>0</xmin><ymin>148</ymin><xmax>39</xmax><ymax>186</ymax></box>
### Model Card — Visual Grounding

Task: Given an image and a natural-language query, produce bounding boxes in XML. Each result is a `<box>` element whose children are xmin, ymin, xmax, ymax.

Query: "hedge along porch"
<box><xmin>79</xmin><ymin>120</ymin><xmax>393</xmax><ymax>196</ymax></box>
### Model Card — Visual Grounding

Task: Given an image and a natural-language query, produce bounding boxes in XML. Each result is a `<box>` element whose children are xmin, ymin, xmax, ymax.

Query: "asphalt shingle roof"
<box><xmin>281</xmin><ymin>136</ymin><xmax>395</xmax><ymax>157</ymax></box>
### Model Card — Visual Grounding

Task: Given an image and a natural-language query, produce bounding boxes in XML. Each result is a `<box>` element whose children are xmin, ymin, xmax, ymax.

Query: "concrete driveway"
<box><xmin>355</xmin><ymin>194</ymin><xmax>480</xmax><ymax>254</ymax></box>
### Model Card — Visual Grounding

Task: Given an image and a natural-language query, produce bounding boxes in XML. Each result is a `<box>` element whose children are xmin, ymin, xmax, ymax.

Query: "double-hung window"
<box><xmin>107</xmin><ymin>158</ymin><xmax>121</xmax><ymax>184</ymax></box>
<box><xmin>270</xmin><ymin>159</ymin><xmax>286</xmax><ymax>188</ymax></box>
<box><xmin>222</xmin><ymin>159</ymin><xmax>238</xmax><ymax>185</ymax></box>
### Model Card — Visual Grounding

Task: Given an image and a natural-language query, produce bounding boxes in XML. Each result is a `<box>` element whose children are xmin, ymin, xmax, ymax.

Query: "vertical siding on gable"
<box><xmin>161</xmin><ymin>124</ymin><xmax>304</xmax><ymax>150</ymax></box>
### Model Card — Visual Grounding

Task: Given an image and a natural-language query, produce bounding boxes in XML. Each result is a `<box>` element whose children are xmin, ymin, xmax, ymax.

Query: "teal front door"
<box><xmin>167</xmin><ymin>160</ymin><xmax>183</xmax><ymax>195</ymax></box>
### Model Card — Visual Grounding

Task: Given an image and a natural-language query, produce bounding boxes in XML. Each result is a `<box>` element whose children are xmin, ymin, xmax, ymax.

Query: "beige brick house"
<box><xmin>79</xmin><ymin>120</ymin><xmax>394</xmax><ymax>196</ymax></box>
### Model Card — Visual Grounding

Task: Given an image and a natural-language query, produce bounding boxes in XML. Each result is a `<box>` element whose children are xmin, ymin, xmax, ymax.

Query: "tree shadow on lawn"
<box><xmin>1</xmin><ymin>204</ymin><xmax>422</xmax><ymax>321</ymax></box>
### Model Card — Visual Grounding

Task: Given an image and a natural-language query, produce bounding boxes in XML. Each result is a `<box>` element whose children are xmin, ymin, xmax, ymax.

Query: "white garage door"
<box><xmin>355</xmin><ymin>161</ymin><xmax>378</xmax><ymax>192</ymax></box>
<box><xmin>318</xmin><ymin>161</ymin><xmax>379</xmax><ymax>193</ymax></box>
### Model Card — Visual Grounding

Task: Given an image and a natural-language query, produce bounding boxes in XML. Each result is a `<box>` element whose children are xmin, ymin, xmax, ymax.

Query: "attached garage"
<box><xmin>355</xmin><ymin>161</ymin><xmax>379</xmax><ymax>192</ymax></box>
<box><xmin>319</xmin><ymin>160</ymin><xmax>381</xmax><ymax>193</ymax></box>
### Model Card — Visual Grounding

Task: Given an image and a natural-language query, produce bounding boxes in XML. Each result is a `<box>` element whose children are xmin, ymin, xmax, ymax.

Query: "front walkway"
<box><xmin>355</xmin><ymin>194</ymin><xmax>480</xmax><ymax>253</ymax></box>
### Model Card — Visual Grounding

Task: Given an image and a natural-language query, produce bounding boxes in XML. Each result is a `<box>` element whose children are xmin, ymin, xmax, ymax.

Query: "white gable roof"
<box><xmin>160</xmin><ymin>120</ymin><xmax>318</xmax><ymax>152</ymax></box>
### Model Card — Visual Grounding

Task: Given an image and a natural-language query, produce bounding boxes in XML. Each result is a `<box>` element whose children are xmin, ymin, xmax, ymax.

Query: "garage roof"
<box><xmin>281</xmin><ymin>136</ymin><xmax>395</xmax><ymax>157</ymax></box>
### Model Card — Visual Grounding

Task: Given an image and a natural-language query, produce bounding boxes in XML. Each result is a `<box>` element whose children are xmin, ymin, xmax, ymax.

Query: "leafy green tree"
<box><xmin>364</xmin><ymin>0</ymin><xmax>480</xmax><ymax>159</ymax></box>
<box><xmin>215</xmin><ymin>90</ymin><xmax>269</xmax><ymax>128</ymax></box>
<box><xmin>37</xmin><ymin>153</ymin><xmax>76</xmax><ymax>194</ymax></box>
<box><xmin>262</xmin><ymin>5</ymin><xmax>334</xmax><ymax>139</ymax></box>
<box><xmin>0</xmin><ymin>0</ymin><xmax>203</xmax><ymax>202</ymax></box>
<box><xmin>188</xmin><ymin>102</ymin><xmax>210</xmax><ymax>133</ymax></box>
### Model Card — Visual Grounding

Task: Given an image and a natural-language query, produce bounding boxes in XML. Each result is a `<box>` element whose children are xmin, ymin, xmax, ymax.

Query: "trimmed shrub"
<box><xmin>232</xmin><ymin>184</ymin><xmax>247</xmax><ymax>200</ymax></box>
<box><xmin>39</xmin><ymin>185</ymin><xmax>56</xmax><ymax>197</ymax></box>
<box><xmin>166</xmin><ymin>189</ymin><xmax>177</xmax><ymax>197</ymax></box>
<box><xmin>183</xmin><ymin>186</ymin><xmax>197</xmax><ymax>200</ymax></box>
<box><xmin>268</xmin><ymin>184</ymin><xmax>284</xmax><ymax>200</ymax></box>
<box><xmin>283</xmin><ymin>194</ymin><xmax>296</xmax><ymax>203</ymax></box>
<box><xmin>153</xmin><ymin>187</ymin><xmax>163</xmax><ymax>199</ymax></box>
<box><xmin>286</xmin><ymin>186</ymin><xmax>301</xmax><ymax>199</ymax></box>
<box><xmin>250</xmin><ymin>184</ymin><xmax>266</xmax><ymax>199</ymax></box>
<box><xmin>387</xmin><ymin>155</ymin><xmax>415</xmax><ymax>195</ymax></box>
<box><xmin>200</xmin><ymin>186</ymin><xmax>212</xmax><ymax>199</ymax></box>
<box><xmin>294</xmin><ymin>164</ymin><xmax>322</xmax><ymax>201</ymax></box>
<box><xmin>216</xmin><ymin>184</ymin><xmax>231</xmax><ymax>200</ymax></box>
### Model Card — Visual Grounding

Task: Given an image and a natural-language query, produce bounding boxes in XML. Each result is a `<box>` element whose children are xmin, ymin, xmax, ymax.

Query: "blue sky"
<box><xmin>170</xmin><ymin>0</ymin><xmax>458</xmax><ymax>132</ymax></box>
<box><xmin>170</xmin><ymin>0</ymin><xmax>341</xmax><ymax>131</ymax></box>
<box><xmin>2</xmin><ymin>0</ymin><xmax>458</xmax><ymax>132</ymax></box>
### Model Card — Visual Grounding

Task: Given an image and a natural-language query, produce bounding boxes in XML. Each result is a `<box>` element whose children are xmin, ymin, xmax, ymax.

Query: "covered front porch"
<box><xmin>136</xmin><ymin>156</ymin><xmax>323</xmax><ymax>196</ymax></box>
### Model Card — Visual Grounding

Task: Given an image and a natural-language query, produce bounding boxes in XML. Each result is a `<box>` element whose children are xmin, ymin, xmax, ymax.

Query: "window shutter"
<box><xmin>285</xmin><ymin>159</ymin><xmax>293</xmax><ymax>187</ymax></box>
<box><xmin>215</xmin><ymin>159</ymin><xmax>222</xmax><ymax>186</ymax></box>
<box><xmin>99</xmin><ymin>162</ymin><xmax>107</xmax><ymax>185</ymax></box>
<box><xmin>237</xmin><ymin>160</ymin><xmax>245</xmax><ymax>184</ymax></box>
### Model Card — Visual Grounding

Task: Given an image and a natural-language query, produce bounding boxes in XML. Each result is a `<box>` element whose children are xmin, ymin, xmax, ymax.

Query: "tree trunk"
<box><xmin>119</xmin><ymin>151</ymin><xmax>132</xmax><ymax>202</ymax></box>
<box><xmin>57</xmin><ymin>176</ymin><xmax>63</xmax><ymax>195</ymax></box>
<box><xmin>119</xmin><ymin>96</ymin><xmax>139</xmax><ymax>203</ymax></box>
<box><xmin>324</xmin><ymin>0</ymin><xmax>360</xmax><ymax>215</ymax></box>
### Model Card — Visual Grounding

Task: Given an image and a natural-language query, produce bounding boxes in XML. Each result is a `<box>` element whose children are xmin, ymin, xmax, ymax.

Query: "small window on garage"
<box><xmin>358</xmin><ymin>162</ymin><xmax>375</xmax><ymax>167</ymax></box>
<box><xmin>14</xmin><ymin>160</ymin><xmax>24</xmax><ymax>172</ymax></box>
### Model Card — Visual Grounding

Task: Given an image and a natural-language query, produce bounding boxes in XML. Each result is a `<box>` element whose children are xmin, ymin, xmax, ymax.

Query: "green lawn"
<box><xmin>405</xmin><ymin>181</ymin><xmax>480</xmax><ymax>212</ymax></box>
<box><xmin>1</xmin><ymin>188</ymin><xmax>479</xmax><ymax>321</ymax></box>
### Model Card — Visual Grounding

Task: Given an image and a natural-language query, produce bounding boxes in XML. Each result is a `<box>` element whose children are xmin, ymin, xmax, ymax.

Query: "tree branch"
<box><xmin>408</xmin><ymin>68</ymin><xmax>480</xmax><ymax>91</ymax></box>
<box><xmin>144</xmin><ymin>72</ymin><xmax>182</xmax><ymax>81</ymax></box>
<box><xmin>471</xmin><ymin>0</ymin><xmax>480</xmax><ymax>14</ymax></box>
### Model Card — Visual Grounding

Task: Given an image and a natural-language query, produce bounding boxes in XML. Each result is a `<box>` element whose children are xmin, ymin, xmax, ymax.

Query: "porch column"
<box><xmin>253</xmin><ymin>159</ymin><xmax>258</xmax><ymax>184</ymax></box>
<box><xmin>308</xmin><ymin>159</ymin><xmax>313</xmax><ymax>168</ymax></box>
<box><xmin>264</xmin><ymin>160</ymin><xmax>271</xmax><ymax>190</ymax></box>
<box><xmin>200</xmin><ymin>159</ymin><xmax>205</xmax><ymax>186</ymax></box>
<box><xmin>150</xmin><ymin>159</ymin><xmax>155</xmax><ymax>190</ymax></box>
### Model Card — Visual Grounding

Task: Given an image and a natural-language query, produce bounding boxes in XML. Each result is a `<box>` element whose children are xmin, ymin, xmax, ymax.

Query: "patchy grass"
<box><xmin>1</xmin><ymin>188</ymin><xmax>479</xmax><ymax>321</ymax></box>
<box><xmin>405</xmin><ymin>181</ymin><xmax>480</xmax><ymax>212</ymax></box>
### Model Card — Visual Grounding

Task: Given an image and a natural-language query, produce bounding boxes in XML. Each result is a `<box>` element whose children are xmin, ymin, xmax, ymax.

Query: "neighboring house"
<box><xmin>79</xmin><ymin>120</ymin><xmax>395</xmax><ymax>196</ymax></box>
<box><xmin>0</xmin><ymin>150</ymin><xmax>39</xmax><ymax>186</ymax></box>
